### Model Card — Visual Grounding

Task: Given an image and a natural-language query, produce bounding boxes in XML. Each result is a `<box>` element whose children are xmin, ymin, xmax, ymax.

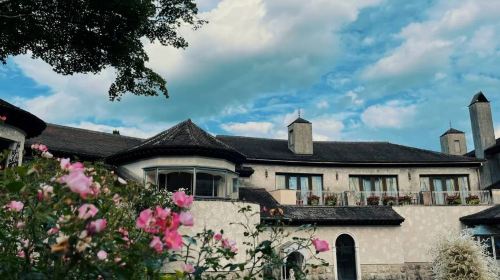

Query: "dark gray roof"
<box><xmin>460</xmin><ymin>205</ymin><xmax>500</xmax><ymax>226</ymax></box>
<box><xmin>277</xmin><ymin>205</ymin><xmax>404</xmax><ymax>225</ymax></box>
<box><xmin>106</xmin><ymin>119</ymin><xmax>245</xmax><ymax>164</ymax></box>
<box><xmin>217</xmin><ymin>135</ymin><xmax>481</xmax><ymax>167</ymax></box>
<box><xmin>239</xmin><ymin>187</ymin><xmax>404</xmax><ymax>225</ymax></box>
<box><xmin>288</xmin><ymin>117</ymin><xmax>311</xmax><ymax>126</ymax></box>
<box><xmin>26</xmin><ymin>124</ymin><xmax>143</xmax><ymax>160</ymax></box>
<box><xmin>0</xmin><ymin>99</ymin><xmax>46</xmax><ymax>138</ymax></box>
<box><xmin>469</xmin><ymin>91</ymin><xmax>489</xmax><ymax>106</ymax></box>
<box><xmin>440</xmin><ymin>128</ymin><xmax>465</xmax><ymax>137</ymax></box>
<box><xmin>466</xmin><ymin>138</ymin><xmax>500</xmax><ymax>157</ymax></box>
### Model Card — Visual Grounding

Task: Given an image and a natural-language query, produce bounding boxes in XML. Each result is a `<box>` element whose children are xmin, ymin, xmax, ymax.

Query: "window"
<box><xmin>275</xmin><ymin>173</ymin><xmax>323</xmax><ymax>205</ymax></box>
<box><xmin>420</xmin><ymin>175</ymin><xmax>469</xmax><ymax>192</ymax></box>
<box><xmin>349</xmin><ymin>175</ymin><xmax>399</xmax><ymax>194</ymax></box>
<box><xmin>288</xmin><ymin>129</ymin><xmax>294</xmax><ymax>147</ymax></box>
<box><xmin>144</xmin><ymin>167</ymin><xmax>238</xmax><ymax>198</ymax></box>
<box><xmin>454</xmin><ymin>140</ymin><xmax>461</xmax><ymax>153</ymax></box>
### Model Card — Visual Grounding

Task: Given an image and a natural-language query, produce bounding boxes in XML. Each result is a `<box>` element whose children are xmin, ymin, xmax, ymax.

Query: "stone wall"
<box><xmin>361</xmin><ymin>263</ymin><xmax>432</xmax><ymax>280</ymax></box>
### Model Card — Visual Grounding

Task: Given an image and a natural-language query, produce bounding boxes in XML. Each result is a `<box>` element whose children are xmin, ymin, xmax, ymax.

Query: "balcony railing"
<box><xmin>285</xmin><ymin>189</ymin><xmax>492</xmax><ymax>206</ymax></box>
<box><xmin>295</xmin><ymin>191</ymin><xmax>347</xmax><ymax>206</ymax></box>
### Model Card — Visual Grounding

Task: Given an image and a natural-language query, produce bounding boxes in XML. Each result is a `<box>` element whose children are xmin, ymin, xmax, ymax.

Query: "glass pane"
<box><xmin>300</xmin><ymin>177</ymin><xmax>309</xmax><ymax>204</ymax></box>
<box><xmin>163</xmin><ymin>171</ymin><xmax>193</xmax><ymax>194</ymax></box>
<box><xmin>374</xmin><ymin>178</ymin><xmax>382</xmax><ymax>193</ymax></box>
<box><xmin>144</xmin><ymin>170</ymin><xmax>157</xmax><ymax>186</ymax></box>
<box><xmin>420</xmin><ymin>177</ymin><xmax>430</xmax><ymax>191</ymax></box>
<box><xmin>494</xmin><ymin>236</ymin><xmax>500</xmax><ymax>260</ymax></box>
<box><xmin>311</xmin><ymin>176</ymin><xmax>323</xmax><ymax>197</ymax></box>
<box><xmin>386</xmin><ymin>177</ymin><xmax>398</xmax><ymax>196</ymax></box>
<box><xmin>362</xmin><ymin>178</ymin><xmax>372</xmax><ymax>192</ymax></box>
<box><xmin>232</xmin><ymin>178</ymin><xmax>239</xmax><ymax>193</ymax></box>
<box><xmin>276</xmin><ymin>175</ymin><xmax>286</xmax><ymax>189</ymax></box>
<box><xmin>445</xmin><ymin>179</ymin><xmax>455</xmax><ymax>194</ymax></box>
<box><xmin>433</xmin><ymin>179</ymin><xmax>444</xmax><ymax>204</ymax></box>
<box><xmin>195</xmin><ymin>172</ymin><xmax>215</xmax><ymax>197</ymax></box>
<box><xmin>288</xmin><ymin>176</ymin><xmax>298</xmax><ymax>190</ymax></box>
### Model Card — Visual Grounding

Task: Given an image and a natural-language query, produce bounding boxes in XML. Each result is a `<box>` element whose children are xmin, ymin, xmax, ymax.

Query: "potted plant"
<box><xmin>324</xmin><ymin>195</ymin><xmax>337</xmax><ymax>206</ymax></box>
<box><xmin>307</xmin><ymin>195</ymin><xmax>320</xmax><ymax>206</ymax></box>
<box><xmin>466</xmin><ymin>195</ymin><xmax>480</xmax><ymax>205</ymax></box>
<box><xmin>382</xmin><ymin>196</ymin><xmax>396</xmax><ymax>206</ymax></box>
<box><xmin>367</xmin><ymin>195</ymin><xmax>380</xmax><ymax>206</ymax></box>
<box><xmin>446</xmin><ymin>194</ymin><xmax>461</xmax><ymax>205</ymax></box>
<box><xmin>398</xmin><ymin>195</ymin><xmax>412</xmax><ymax>205</ymax></box>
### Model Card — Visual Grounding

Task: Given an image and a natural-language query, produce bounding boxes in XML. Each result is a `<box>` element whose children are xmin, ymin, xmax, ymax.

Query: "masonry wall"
<box><xmin>241</xmin><ymin>163</ymin><xmax>481</xmax><ymax>192</ymax></box>
<box><xmin>0</xmin><ymin>123</ymin><xmax>26</xmax><ymax>165</ymax></box>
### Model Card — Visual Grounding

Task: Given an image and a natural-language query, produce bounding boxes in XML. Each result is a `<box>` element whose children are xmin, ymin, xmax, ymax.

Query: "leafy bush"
<box><xmin>431</xmin><ymin>230</ymin><xmax>499</xmax><ymax>280</ymax></box>
<box><xmin>0</xmin><ymin>147</ymin><xmax>329</xmax><ymax>279</ymax></box>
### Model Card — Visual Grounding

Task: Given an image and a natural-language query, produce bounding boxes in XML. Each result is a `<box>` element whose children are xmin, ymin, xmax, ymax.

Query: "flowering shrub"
<box><xmin>431</xmin><ymin>230</ymin><xmax>499</xmax><ymax>280</ymax></box>
<box><xmin>366</xmin><ymin>195</ymin><xmax>380</xmax><ymax>205</ymax></box>
<box><xmin>0</xmin><ymin>146</ymin><xmax>329</xmax><ymax>279</ymax></box>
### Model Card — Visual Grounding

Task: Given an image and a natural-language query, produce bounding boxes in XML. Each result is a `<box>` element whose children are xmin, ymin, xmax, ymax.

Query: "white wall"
<box><xmin>241</xmin><ymin>163</ymin><xmax>480</xmax><ymax>192</ymax></box>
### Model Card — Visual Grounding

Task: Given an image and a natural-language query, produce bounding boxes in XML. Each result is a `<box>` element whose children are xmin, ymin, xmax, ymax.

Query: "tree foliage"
<box><xmin>0</xmin><ymin>0</ymin><xmax>206</xmax><ymax>100</ymax></box>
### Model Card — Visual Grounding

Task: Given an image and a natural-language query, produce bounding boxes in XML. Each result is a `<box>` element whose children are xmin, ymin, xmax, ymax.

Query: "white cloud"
<box><xmin>221</xmin><ymin>121</ymin><xmax>274</xmax><ymax>137</ymax></box>
<box><xmin>495</xmin><ymin>125</ymin><xmax>500</xmax><ymax>139</ymax></box>
<box><xmin>69</xmin><ymin>121</ymin><xmax>169</xmax><ymax>139</ymax></box>
<box><xmin>316</xmin><ymin>100</ymin><xmax>329</xmax><ymax>109</ymax></box>
<box><xmin>361</xmin><ymin>100</ymin><xmax>417</xmax><ymax>128</ymax></box>
<box><xmin>310</xmin><ymin>115</ymin><xmax>345</xmax><ymax>141</ymax></box>
<box><xmin>345</xmin><ymin>90</ymin><xmax>364</xmax><ymax>105</ymax></box>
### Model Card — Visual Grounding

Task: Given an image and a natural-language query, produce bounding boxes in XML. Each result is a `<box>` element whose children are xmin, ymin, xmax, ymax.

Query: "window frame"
<box><xmin>419</xmin><ymin>174</ymin><xmax>470</xmax><ymax>192</ymax></box>
<box><xmin>275</xmin><ymin>172</ymin><xmax>323</xmax><ymax>192</ymax></box>
<box><xmin>348</xmin><ymin>175</ymin><xmax>399</xmax><ymax>192</ymax></box>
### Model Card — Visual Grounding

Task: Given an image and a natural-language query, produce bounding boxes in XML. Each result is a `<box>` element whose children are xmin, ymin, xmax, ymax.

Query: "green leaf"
<box><xmin>6</xmin><ymin>181</ymin><xmax>23</xmax><ymax>193</ymax></box>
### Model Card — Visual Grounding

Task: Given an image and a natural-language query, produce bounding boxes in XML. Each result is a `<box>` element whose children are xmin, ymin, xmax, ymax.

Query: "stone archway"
<box><xmin>282</xmin><ymin>251</ymin><xmax>305</xmax><ymax>280</ymax></box>
<box><xmin>336</xmin><ymin>234</ymin><xmax>357</xmax><ymax>280</ymax></box>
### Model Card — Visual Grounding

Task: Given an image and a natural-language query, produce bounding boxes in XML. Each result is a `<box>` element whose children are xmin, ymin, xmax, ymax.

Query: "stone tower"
<box><xmin>469</xmin><ymin>92</ymin><xmax>496</xmax><ymax>159</ymax></box>
<box><xmin>288</xmin><ymin>117</ymin><xmax>313</xmax><ymax>155</ymax></box>
<box><xmin>440</xmin><ymin>128</ymin><xmax>467</xmax><ymax>155</ymax></box>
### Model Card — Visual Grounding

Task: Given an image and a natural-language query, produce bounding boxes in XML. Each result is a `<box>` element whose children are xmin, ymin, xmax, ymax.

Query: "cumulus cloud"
<box><xmin>221</xmin><ymin>121</ymin><xmax>274</xmax><ymax>137</ymax></box>
<box><xmin>69</xmin><ymin>121</ymin><xmax>170</xmax><ymax>139</ymax></box>
<box><xmin>361</xmin><ymin>100</ymin><xmax>417</xmax><ymax>128</ymax></box>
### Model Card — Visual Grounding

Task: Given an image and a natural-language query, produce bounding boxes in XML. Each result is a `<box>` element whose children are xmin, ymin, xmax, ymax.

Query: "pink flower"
<box><xmin>136</xmin><ymin>209</ymin><xmax>155</xmax><ymax>232</ymax></box>
<box><xmin>88</xmin><ymin>219</ymin><xmax>107</xmax><ymax>234</ymax></box>
<box><xmin>31</xmin><ymin>144</ymin><xmax>39</xmax><ymax>150</ymax></box>
<box><xmin>149</xmin><ymin>236</ymin><xmax>163</xmax><ymax>253</ymax></box>
<box><xmin>312</xmin><ymin>238</ymin><xmax>330</xmax><ymax>253</ymax></box>
<box><xmin>155</xmin><ymin>206</ymin><xmax>170</xmax><ymax>220</ymax></box>
<box><xmin>47</xmin><ymin>227</ymin><xmax>59</xmax><ymax>235</ymax></box>
<box><xmin>17</xmin><ymin>250</ymin><xmax>25</xmax><ymax>258</ymax></box>
<box><xmin>60</xmin><ymin>170</ymin><xmax>93</xmax><ymax>198</ymax></box>
<box><xmin>179</xmin><ymin>211</ymin><xmax>194</xmax><ymax>227</ymax></box>
<box><xmin>221</xmin><ymin>238</ymin><xmax>237</xmax><ymax>252</ymax></box>
<box><xmin>60</xmin><ymin>158</ymin><xmax>71</xmax><ymax>170</ymax></box>
<box><xmin>97</xmin><ymin>250</ymin><xmax>107</xmax><ymax>260</ymax></box>
<box><xmin>182</xmin><ymin>263</ymin><xmax>195</xmax><ymax>274</ymax></box>
<box><xmin>38</xmin><ymin>144</ymin><xmax>48</xmax><ymax>152</ymax></box>
<box><xmin>163</xmin><ymin>230</ymin><xmax>183</xmax><ymax>250</ymax></box>
<box><xmin>0</xmin><ymin>115</ymin><xmax>7</xmax><ymax>122</ymax></box>
<box><xmin>78</xmin><ymin>204</ymin><xmax>99</xmax><ymax>220</ymax></box>
<box><xmin>214</xmin><ymin>233</ymin><xmax>223</xmax><ymax>241</ymax></box>
<box><xmin>6</xmin><ymin>201</ymin><xmax>24</xmax><ymax>212</ymax></box>
<box><xmin>172</xmin><ymin>191</ymin><xmax>193</xmax><ymax>208</ymax></box>
<box><xmin>16</xmin><ymin>221</ymin><xmax>25</xmax><ymax>229</ymax></box>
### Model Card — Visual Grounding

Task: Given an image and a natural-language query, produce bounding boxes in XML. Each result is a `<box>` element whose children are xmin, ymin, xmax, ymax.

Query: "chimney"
<box><xmin>288</xmin><ymin>117</ymin><xmax>313</xmax><ymax>155</ymax></box>
<box><xmin>469</xmin><ymin>92</ymin><xmax>496</xmax><ymax>158</ymax></box>
<box><xmin>112</xmin><ymin>130</ymin><xmax>120</xmax><ymax>135</ymax></box>
<box><xmin>440</xmin><ymin>128</ymin><xmax>466</xmax><ymax>155</ymax></box>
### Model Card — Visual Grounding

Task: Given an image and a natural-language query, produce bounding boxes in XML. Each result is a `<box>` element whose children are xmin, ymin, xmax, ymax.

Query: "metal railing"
<box><xmin>288</xmin><ymin>190</ymin><xmax>492</xmax><ymax>206</ymax></box>
<box><xmin>294</xmin><ymin>191</ymin><xmax>347</xmax><ymax>206</ymax></box>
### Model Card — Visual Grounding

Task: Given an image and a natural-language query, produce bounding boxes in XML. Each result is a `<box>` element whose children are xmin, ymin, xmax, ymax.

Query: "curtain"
<box><xmin>276</xmin><ymin>175</ymin><xmax>286</xmax><ymax>190</ymax></box>
<box><xmin>458</xmin><ymin>176</ymin><xmax>469</xmax><ymax>198</ymax></box>
<box><xmin>311</xmin><ymin>176</ymin><xmax>322</xmax><ymax>197</ymax></box>
<box><xmin>374</xmin><ymin>178</ymin><xmax>382</xmax><ymax>194</ymax></box>
<box><xmin>349</xmin><ymin>177</ymin><xmax>360</xmax><ymax>192</ymax></box>
<box><xmin>362</xmin><ymin>178</ymin><xmax>372</xmax><ymax>193</ymax></box>
<box><xmin>288</xmin><ymin>176</ymin><xmax>297</xmax><ymax>190</ymax></box>
<box><xmin>300</xmin><ymin>177</ymin><xmax>309</xmax><ymax>205</ymax></box>
<box><xmin>420</xmin><ymin>177</ymin><xmax>430</xmax><ymax>191</ymax></box>
<box><xmin>433</xmin><ymin>179</ymin><xmax>444</xmax><ymax>204</ymax></box>
<box><xmin>386</xmin><ymin>177</ymin><xmax>398</xmax><ymax>196</ymax></box>
<box><xmin>445</xmin><ymin>179</ymin><xmax>455</xmax><ymax>194</ymax></box>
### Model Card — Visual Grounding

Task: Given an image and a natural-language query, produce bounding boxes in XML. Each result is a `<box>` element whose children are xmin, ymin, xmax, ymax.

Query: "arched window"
<box><xmin>336</xmin><ymin>234</ymin><xmax>357</xmax><ymax>280</ymax></box>
<box><xmin>282</xmin><ymin>251</ymin><xmax>304</xmax><ymax>279</ymax></box>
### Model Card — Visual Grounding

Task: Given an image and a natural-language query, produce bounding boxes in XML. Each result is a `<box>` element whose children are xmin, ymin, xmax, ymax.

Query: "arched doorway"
<box><xmin>282</xmin><ymin>251</ymin><xmax>305</xmax><ymax>279</ymax></box>
<box><xmin>336</xmin><ymin>234</ymin><xmax>357</xmax><ymax>280</ymax></box>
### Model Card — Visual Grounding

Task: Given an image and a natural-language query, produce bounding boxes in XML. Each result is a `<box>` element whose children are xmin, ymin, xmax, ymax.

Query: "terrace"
<box><xmin>269</xmin><ymin>189</ymin><xmax>494</xmax><ymax>206</ymax></box>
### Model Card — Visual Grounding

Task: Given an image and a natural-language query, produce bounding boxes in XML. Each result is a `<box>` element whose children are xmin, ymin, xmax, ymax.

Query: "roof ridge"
<box><xmin>47</xmin><ymin>123</ymin><xmax>144</xmax><ymax>141</ymax></box>
<box><xmin>386</xmin><ymin>141</ymin><xmax>477</xmax><ymax>161</ymax></box>
<box><xmin>217</xmin><ymin>135</ymin><xmax>389</xmax><ymax>144</ymax></box>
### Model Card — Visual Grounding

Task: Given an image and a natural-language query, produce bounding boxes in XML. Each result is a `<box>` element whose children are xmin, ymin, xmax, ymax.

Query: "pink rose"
<box><xmin>16</xmin><ymin>221</ymin><xmax>25</xmax><ymax>229</ymax></box>
<box><xmin>214</xmin><ymin>233</ymin><xmax>223</xmax><ymax>241</ymax></box>
<box><xmin>38</xmin><ymin>144</ymin><xmax>48</xmax><ymax>152</ymax></box>
<box><xmin>31</xmin><ymin>144</ymin><xmax>39</xmax><ymax>150</ymax></box>
<box><xmin>182</xmin><ymin>263</ymin><xmax>195</xmax><ymax>274</ymax></box>
<box><xmin>155</xmin><ymin>206</ymin><xmax>170</xmax><ymax>220</ymax></box>
<box><xmin>312</xmin><ymin>238</ymin><xmax>330</xmax><ymax>253</ymax></box>
<box><xmin>179</xmin><ymin>211</ymin><xmax>194</xmax><ymax>227</ymax></box>
<box><xmin>172</xmin><ymin>191</ymin><xmax>193</xmax><ymax>208</ymax></box>
<box><xmin>163</xmin><ymin>230</ymin><xmax>183</xmax><ymax>250</ymax></box>
<box><xmin>149</xmin><ymin>236</ymin><xmax>163</xmax><ymax>253</ymax></box>
<box><xmin>136</xmin><ymin>209</ymin><xmax>154</xmax><ymax>231</ymax></box>
<box><xmin>61</xmin><ymin>170</ymin><xmax>93</xmax><ymax>198</ymax></box>
<box><xmin>6</xmin><ymin>201</ymin><xmax>24</xmax><ymax>212</ymax></box>
<box><xmin>88</xmin><ymin>219</ymin><xmax>107</xmax><ymax>234</ymax></box>
<box><xmin>60</xmin><ymin>158</ymin><xmax>71</xmax><ymax>170</ymax></box>
<box><xmin>221</xmin><ymin>238</ymin><xmax>237</xmax><ymax>252</ymax></box>
<box><xmin>78</xmin><ymin>204</ymin><xmax>99</xmax><ymax>220</ymax></box>
<box><xmin>47</xmin><ymin>227</ymin><xmax>59</xmax><ymax>235</ymax></box>
<box><xmin>97</xmin><ymin>250</ymin><xmax>107</xmax><ymax>260</ymax></box>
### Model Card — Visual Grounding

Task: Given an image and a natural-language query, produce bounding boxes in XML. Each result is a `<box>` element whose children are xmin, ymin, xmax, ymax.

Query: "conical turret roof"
<box><xmin>106</xmin><ymin>119</ymin><xmax>245</xmax><ymax>164</ymax></box>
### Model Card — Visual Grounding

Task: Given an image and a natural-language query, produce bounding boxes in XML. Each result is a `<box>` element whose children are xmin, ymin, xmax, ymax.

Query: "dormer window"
<box><xmin>288</xmin><ymin>129</ymin><xmax>294</xmax><ymax>147</ymax></box>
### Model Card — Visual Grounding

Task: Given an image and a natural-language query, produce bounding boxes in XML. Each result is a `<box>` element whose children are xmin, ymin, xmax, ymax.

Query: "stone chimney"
<box><xmin>469</xmin><ymin>92</ymin><xmax>496</xmax><ymax>159</ymax></box>
<box><xmin>288</xmin><ymin>117</ymin><xmax>313</xmax><ymax>155</ymax></box>
<box><xmin>440</xmin><ymin>128</ymin><xmax>466</xmax><ymax>155</ymax></box>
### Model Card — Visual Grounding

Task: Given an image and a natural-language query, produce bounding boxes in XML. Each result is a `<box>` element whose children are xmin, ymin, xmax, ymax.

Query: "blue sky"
<box><xmin>1</xmin><ymin>0</ymin><xmax>500</xmax><ymax>152</ymax></box>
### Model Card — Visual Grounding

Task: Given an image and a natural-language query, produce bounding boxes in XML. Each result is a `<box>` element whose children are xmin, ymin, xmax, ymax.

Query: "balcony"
<box><xmin>270</xmin><ymin>189</ymin><xmax>493</xmax><ymax>206</ymax></box>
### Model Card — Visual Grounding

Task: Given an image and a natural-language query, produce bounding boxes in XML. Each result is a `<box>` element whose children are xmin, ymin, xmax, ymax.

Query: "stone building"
<box><xmin>1</xmin><ymin>93</ymin><xmax>499</xmax><ymax>279</ymax></box>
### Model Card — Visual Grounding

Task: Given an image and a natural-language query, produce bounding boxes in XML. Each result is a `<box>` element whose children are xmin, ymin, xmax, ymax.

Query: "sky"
<box><xmin>1</xmin><ymin>0</ymin><xmax>500</xmax><ymax>152</ymax></box>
